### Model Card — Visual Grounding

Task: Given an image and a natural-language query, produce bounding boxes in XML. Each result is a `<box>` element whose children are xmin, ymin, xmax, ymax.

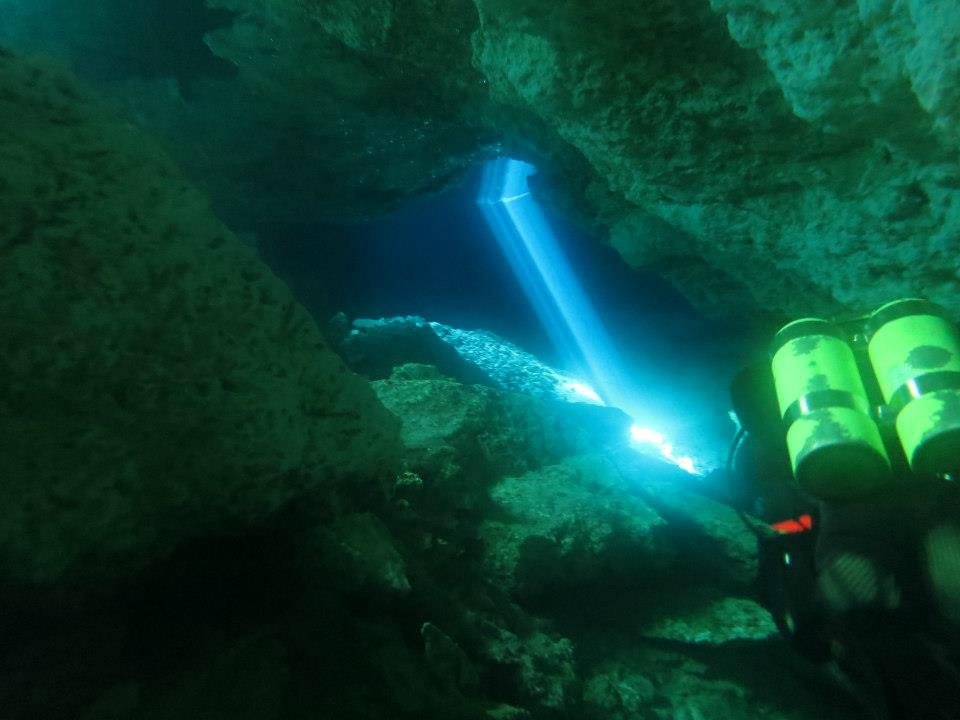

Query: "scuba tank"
<box><xmin>770</xmin><ymin>318</ymin><xmax>891</xmax><ymax>500</ymax></box>
<box><xmin>865</xmin><ymin>298</ymin><xmax>960</xmax><ymax>477</ymax></box>
<box><xmin>767</xmin><ymin>298</ymin><xmax>960</xmax><ymax>501</ymax></box>
<box><xmin>733</xmin><ymin>298</ymin><xmax>960</xmax><ymax>720</ymax></box>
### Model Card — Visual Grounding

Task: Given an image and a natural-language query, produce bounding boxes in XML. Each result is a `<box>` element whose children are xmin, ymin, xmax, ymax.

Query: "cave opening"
<box><xmin>257</xmin><ymin>156</ymin><xmax>748</xmax><ymax>474</ymax></box>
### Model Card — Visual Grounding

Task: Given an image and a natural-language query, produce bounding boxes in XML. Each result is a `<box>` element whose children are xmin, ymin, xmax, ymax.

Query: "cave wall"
<box><xmin>192</xmin><ymin>0</ymin><xmax>496</xmax><ymax>222</ymax></box>
<box><xmin>0</xmin><ymin>50</ymin><xmax>401</xmax><ymax>584</ymax></box>
<box><xmin>470</xmin><ymin>0</ymin><xmax>960</xmax><ymax>322</ymax></box>
<box><xmin>5</xmin><ymin>0</ymin><xmax>955</xmax><ymax>325</ymax></box>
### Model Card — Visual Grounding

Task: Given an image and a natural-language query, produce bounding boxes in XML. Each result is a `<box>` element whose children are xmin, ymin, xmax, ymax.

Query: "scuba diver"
<box><xmin>727</xmin><ymin>298</ymin><xmax>960</xmax><ymax>719</ymax></box>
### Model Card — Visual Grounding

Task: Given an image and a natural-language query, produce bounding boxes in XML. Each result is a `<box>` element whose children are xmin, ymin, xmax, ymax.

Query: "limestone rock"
<box><xmin>477</xmin><ymin>621</ymin><xmax>576</xmax><ymax>710</ymax></box>
<box><xmin>335</xmin><ymin>316</ymin><xmax>493</xmax><ymax>385</ymax></box>
<box><xmin>625</xmin><ymin>464</ymin><xmax>761</xmax><ymax>588</ymax></box>
<box><xmin>656</xmin><ymin>485</ymin><xmax>759</xmax><ymax>587</ymax></box>
<box><xmin>471</xmin><ymin>0</ymin><xmax>960</xmax><ymax>323</ymax></box>
<box><xmin>710</xmin><ymin>0</ymin><xmax>960</xmax><ymax>143</ymax></box>
<box><xmin>5</xmin><ymin>2</ymin><xmax>959</xmax><ymax>325</ymax></box>
<box><xmin>0</xmin><ymin>53</ymin><xmax>401</xmax><ymax>583</ymax></box>
<box><xmin>481</xmin><ymin>455</ymin><xmax>672</xmax><ymax>595</ymax></box>
<box><xmin>312</xmin><ymin>513</ymin><xmax>411</xmax><ymax>596</ymax></box>
<box><xmin>641</xmin><ymin>595</ymin><xmax>778</xmax><ymax>644</ymax></box>
<box><xmin>193</xmin><ymin>0</ymin><xmax>494</xmax><ymax>225</ymax></box>
<box><xmin>584</xmin><ymin>646</ymin><xmax>853</xmax><ymax>720</ymax></box>
<box><xmin>338</xmin><ymin>315</ymin><xmax>629</xmax><ymax>412</ymax></box>
<box><xmin>421</xmin><ymin>621</ymin><xmax>481</xmax><ymax>693</ymax></box>
<box><xmin>371</xmin><ymin>364</ymin><xmax>606</xmax><ymax>509</ymax></box>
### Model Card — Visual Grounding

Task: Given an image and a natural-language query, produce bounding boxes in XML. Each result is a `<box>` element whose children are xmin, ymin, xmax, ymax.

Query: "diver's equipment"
<box><xmin>730</xmin><ymin>361</ymin><xmax>781</xmax><ymax>442</ymax></box>
<box><xmin>866</xmin><ymin>299</ymin><xmax>960</xmax><ymax>476</ymax></box>
<box><xmin>756</xmin><ymin>523</ymin><xmax>830</xmax><ymax>663</ymax></box>
<box><xmin>770</xmin><ymin>514</ymin><xmax>814</xmax><ymax>534</ymax></box>
<box><xmin>771</xmin><ymin>319</ymin><xmax>891</xmax><ymax>500</ymax></box>
<box><xmin>762</xmin><ymin>298</ymin><xmax>960</xmax><ymax>497</ymax></box>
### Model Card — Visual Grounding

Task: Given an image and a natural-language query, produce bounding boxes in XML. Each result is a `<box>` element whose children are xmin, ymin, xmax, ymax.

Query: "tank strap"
<box><xmin>782</xmin><ymin>388</ymin><xmax>864</xmax><ymax>426</ymax></box>
<box><xmin>889</xmin><ymin>371</ymin><xmax>960</xmax><ymax>414</ymax></box>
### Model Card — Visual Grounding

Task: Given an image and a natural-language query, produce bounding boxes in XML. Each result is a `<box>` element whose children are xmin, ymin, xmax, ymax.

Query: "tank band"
<box><xmin>889</xmin><ymin>371</ymin><xmax>960</xmax><ymax>414</ymax></box>
<box><xmin>771</xmin><ymin>320</ymin><xmax>846</xmax><ymax>357</ymax></box>
<box><xmin>782</xmin><ymin>389</ymin><xmax>863</xmax><ymax>426</ymax></box>
<box><xmin>865</xmin><ymin>299</ymin><xmax>953</xmax><ymax>342</ymax></box>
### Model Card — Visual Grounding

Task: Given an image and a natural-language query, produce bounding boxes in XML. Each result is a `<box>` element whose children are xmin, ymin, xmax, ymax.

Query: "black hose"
<box><xmin>724</xmin><ymin>426</ymin><xmax>773</xmax><ymax>540</ymax></box>
<box><xmin>725</xmin><ymin>426</ymin><xmax>747</xmax><ymax>488</ymax></box>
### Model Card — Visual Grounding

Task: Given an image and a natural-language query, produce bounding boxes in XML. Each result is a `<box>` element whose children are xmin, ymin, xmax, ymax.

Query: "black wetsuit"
<box><xmin>814</xmin><ymin>481</ymin><xmax>960</xmax><ymax>720</ymax></box>
<box><xmin>752</xmin><ymin>476</ymin><xmax>960</xmax><ymax>719</ymax></box>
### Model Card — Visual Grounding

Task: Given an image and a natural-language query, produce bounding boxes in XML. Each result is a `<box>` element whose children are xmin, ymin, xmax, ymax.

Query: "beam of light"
<box><xmin>629</xmin><ymin>424</ymin><xmax>698</xmax><ymax>475</ymax></box>
<box><xmin>478</xmin><ymin>157</ymin><xmax>705</xmax><ymax>475</ymax></box>
<box><xmin>477</xmin><ymin>158</ymin><xmax>632</xmax><ymax>405</ymax></box>
<box><xmin>561</xmin><ymin>380</ymin><xmax>604</xmax><ymax>405</ymax></box>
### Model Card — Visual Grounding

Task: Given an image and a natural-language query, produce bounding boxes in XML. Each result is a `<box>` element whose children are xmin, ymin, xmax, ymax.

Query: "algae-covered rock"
<box><xmin>0</xmin><ymin>52</ymin><xmax>401</xmax><ymax>584</ymax></box>
<box><xmin>371</xmin><ymin>364</ymin><xmax>606</xmax><ymax>509</ymax></box>
<box><xmin>470</xmin><ymin>0</ymin><xmax>960</xmax><ymax>323</ymax></box>
<box><xmin>478</xmin><ymin>621</ymin><xmax>576</xmax><ymax>710</ymax></box>
<box><xmin>641</xmin><ymin>595</ymin><xmax>778</xmax><ymax>645</ymax></box>
<box><xmin>481</xmin><ymin>455</ymin><xmax>672</xmax><ymax>595</ymax></box>
<box><xmin>304</xmin><ymin>513</ymin><xmax>411</xmax><ymax>596</ymax></box>
<box><xmin>196</xmin><ymin>0</ymin><xmax>493</xmax><ymax>225</ymax></box>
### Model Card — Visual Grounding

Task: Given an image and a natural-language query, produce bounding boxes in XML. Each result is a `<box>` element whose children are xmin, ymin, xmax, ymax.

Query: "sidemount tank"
<box><xmin>866</xmin><ymin>298</ymin><xmax>960</xmax><ymax>476</ymax></box>
<box><xmin>771</xmin><ymin>318</ymin><xmax>890</xmax><ymax>499</ymax></box>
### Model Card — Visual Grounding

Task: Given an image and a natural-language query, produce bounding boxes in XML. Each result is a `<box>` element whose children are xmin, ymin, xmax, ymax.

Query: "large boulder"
<box><xmin>0</xmin><ymin>51</ymin><xmax>401</xmax><ymax>584</ymax></box>
<box><xmin>480</xmin><ymin>451</ymin><xmax>775</xmax><ymax>645</ymax></box>
<box><xmin>480</xmin><ymin>455</ymin><xmax>672</xmax><ymax>597</ymax></box>
<box><xmin>371</xmin><ymin>363</ymin><xmax>626</xmax><ymax>510</ymax></box>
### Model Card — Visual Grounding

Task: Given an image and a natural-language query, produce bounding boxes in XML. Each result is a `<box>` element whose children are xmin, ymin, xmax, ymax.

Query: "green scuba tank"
<box><xmin>771</xmin><ymin>318</ymin><xmax>890</xmax><ymax>499</ymax></box>
<box><xmin>866</xmin><ymin>298</ymin><xmax>960</xmax><ymax>475</ymax></box>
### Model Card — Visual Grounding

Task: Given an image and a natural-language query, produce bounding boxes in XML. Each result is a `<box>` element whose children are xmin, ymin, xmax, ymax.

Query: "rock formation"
<box><xmin>0</xmin><ymin>50</ymin><xmax>400</xmax><ymax>584</ymax></box>
<box><xmin>4</xmin><ymin>1</ymin><xmax>955</xmax><ymax>325</ymax></box>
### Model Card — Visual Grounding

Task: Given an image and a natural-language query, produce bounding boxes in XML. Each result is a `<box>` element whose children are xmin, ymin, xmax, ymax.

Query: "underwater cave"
<box><xmin>2</xmin><ymin>1</ymin><xmax>960</xmax><ymax>719</ymax></box>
